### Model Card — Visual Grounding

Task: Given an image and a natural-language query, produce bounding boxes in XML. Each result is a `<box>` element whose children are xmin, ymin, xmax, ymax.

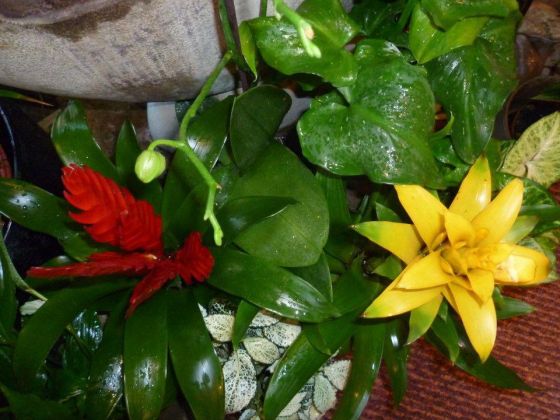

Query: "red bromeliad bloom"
<box><xmin>27</xmin><ymin>164</ymin><xmax>214</xmax><ymax>317</ymax></box>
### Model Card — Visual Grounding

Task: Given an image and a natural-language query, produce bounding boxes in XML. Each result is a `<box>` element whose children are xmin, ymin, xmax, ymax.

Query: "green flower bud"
<box><xmin>135</xmin><ymin>149</ymin><xmax>166</xmax><ymax>183</ymax></box>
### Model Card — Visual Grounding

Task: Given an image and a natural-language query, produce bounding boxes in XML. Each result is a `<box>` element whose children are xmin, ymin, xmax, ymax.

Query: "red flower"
<box><xmin>27</xmin><ymin>164</ymin><xmax>214</xmax><ymax>316</ymax></box>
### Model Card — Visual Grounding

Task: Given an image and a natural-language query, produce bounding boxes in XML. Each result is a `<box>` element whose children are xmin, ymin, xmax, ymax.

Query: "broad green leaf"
<box><xmin>426</xmin><ymin>13</ymin><xmax>519</xmax><ymax>162</ymax></box>
<box><xmin>263</xmin><ymin>312</ymin><xmax>356</xmax><ymax>420</ymax></box>
<box><xmin>124</xmin><ymin>290</ymin><xmax>168</xmax><ymax>420</ymax></box>
<box><xmin>410</xmin><ymin>4</ymin><xmax>487</xmax><ymax>64</ymax></box>
<box><xmin>230</xmin><ymin>143</ymin><xmax>329</xmax><ymax>267</ymax></box>
<box><xmin>13</xmin><ymin>280</ymin><xmax>133</xmax><ymax>391</ymax></box>
<box><xmin>208</xmin><ymin>248</ymin><xmax>338</xmax><ymax>323</ymax></box>
<box><xmin>162</xmin><ymin>97</ymin><xmax>234</xmax><ymax>223</ymax></box>
<box><xmin>290</xmin><ymin>252</ymin><xmax>333</xmax><ymax>302</ymax></box>
<box><xmin>239</xmin><ymin>22</ymin><xmax>258</xmax><ymax>78</ymax></box>
<box><xmin>168</xmin><ymin>289</ymin><xmax>224</xmax><ymax>420</ymax></box>
<box><xmin>0</xmin><ymin>232</ymin><xmax>17</xmax><ymax>336</ymax></box>
<box><xmin>421</xmin><ymin>0</ymin><xmax>511</xmax><ymax>30</ymax></box>
<box><xmin>218</xmin><ymin>196</ymin><xmax>296</xmax><ymax>246</ymax></box>
<box><xmin>52</xmin><ymin>100</ymin><xmax>119</xmax><ymax>181</ymax></box>
<box><xmin>492</xmin><ymin>288</ymin><xmax>534</xmax><ymax>320</ymax></box>
<box><xmin>407</xmin><ymin>295</ymin><xmax>442</xmax><ymax>344</ymax></box>
<box><xmin>383</xmin><ymin>318</ymin><xmax>409</xmax><ymax>405</ymax></box>
<box><xmin>85</xmin><ymin>295</ymin><xmax>128</xmax><ymax>420</ymax></box>
<box><xmin>298</xmin><ymin>40</ymin><xmax>441</xmax><ymax>187</ymax></box>
<box><xmin>349</xmin><ymin>0</ymin><xmax>408</xmax><ymax>46</ymax></box>
<box><xmin>115</xmin><ymin>121</ymin><xmax>162</xmax><ymax>210</ymax></box>
<box><xmin>502</xmin><ymin>112</ymin><xmax>560</xmax><ymax>187</ymax></box>
<box><xmin>231</xmin><ymin>300</ymin><xmax>260</xmax><ymax>348</ymax></box>
<box><xmin>333</xmin><ymin>322</ymin><xmax>385</xmax><ymax>420</ymax></box>
<box><xmin>0</xmin><ymin>384</ymin><xmax>74</xmax><ymax>420</ymax></box>
<box><xmin>230</xmin><ymin>85</ymin><xmax>291</xmax><ymax>170</ymax></box>
<box><xmin>165</xmin><ymin>184</ymin><xmax>207</xmax><ymax>248</ymax></box>
<box><xmin>246</xmin><ymin>0</ymin><xmax>359</xmax><ymax>86</ymax></box>
<box><xmin>430</xmin><ymin>309</ymin><xmax>460</xmax><ymax>362</ymax></box>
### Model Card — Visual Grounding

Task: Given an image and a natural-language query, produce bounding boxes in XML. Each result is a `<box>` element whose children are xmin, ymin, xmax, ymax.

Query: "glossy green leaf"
<box><xmin>0</xmin><ymin>88</ymin><xmax>51</xmax><ymax>105</ymax></box>
<box><xmin>162</xmin><ymin>97</ymin><xmax>233</xmax><ymax>223</ymax></box>
<box><xmin>430</xmin><ymin>309</ymin><xmax>460</xmax><ymax>362</ymax></box>
<box><xmin>52</xmin><ymin>100</ymin><xmax>119</xmax><ymax>181</ymax></box>
<box><xmin>263</xmin><ymin>311</ymin><xmax>357</xmax><ymax>420</ymax></box>
<box><xmin>115</xmin><ymin>121</ymin><xmax>162</xmax><ymax>210</ymax></box>
<box><xmin>426</xmin><ymin>13</ymin><xmax>519</xmax><ymax>162</ymax></box>
<box><xmin>493</xmin><ymin>288</ymin><xmax>534</xmax><ymax>320</ymax></box>
<box><xmin>410</xmin><ymin>4</ymin><xmax>487</xmax><ymax>64</ymax></box>
<box><xmin>407</xmin><ymin>295</ymin><xmax>442</xmax><ymax>344</ymax></box>
<box><xmin>421</xmin><ymin>0</ymin><xmax>512</xmax><ymax>29</ymax></box>
<box><xmin>350</xmin><ymin>0</ymin><xmax>408</xmax><ymax>45</ymax></box>
<box><xmin>168</xmin><ymin>289</ymin><xmax>224</xmax><ymax>420</ymax></box>
<box><xmin>246</xmin><ymin>0</ymin><xmax>359</xmax><ymax>86</ymax></box>
<box><xmin>0</xmin><ymin>384</ymin><xmax>74</xmax><ymax>420</ymax></box>
<box><xmin>298</xmin><ymin>40</ymin><xmax>441</xmax><ymax>187</ymax></box>
<box><xmin>231</xmin><ymin>300</ymin><xmax>260</xmax><ymax>348</ymax></box>
<box><xmin>230</xmin><ymin>143</ymin><xmax>329</xmax><ymax>267</ymax></box>
<box><xmin>290</xmin><ymin>252</ymin><xmax>333</xmax><ymax>302</ymax></box>
<box><xmin>165</xmin><ymin>184</ymin><xmax>207</xmax><ymax>248</ymax></box>
<box><xmin>230</xmin><ymin>85</ymin><xmax>291</xmax><ymax>170</ymax></box>
<box><xmin>218</xmin><ymin>196</ymin><xmax>296</xmax><ymax>246</ymax></box>
<box><xmin>239</xmin><ymin>22</ymin><xmax>258</xmax><ymax>78</ymax></box>
<box><xmin>13</xmin><ymin>280</ymin><xmax>133</xmax><ymax>391</ymax></box>
<box><xmin>383</xmin><ymin>318</ymin><xmax>409</xmax><ymax>405</ymax></box>
<box><xmin>208</xmin><ymin>248</ymin><xmax>338</xmax><ymax>322</ymax></box>
<box><xmin>124</xmin><ymin>290</ymin><xmax>168</xmax><ymax>420</ymax></box>
<box><xmin>0</xmin><ymin>232</ymin><xmax>17</xmax><ymax>336</ymax></box>
<box><xmin>333</xmin><ymin>322</ymin><xmax>385</xmax><ymax>420</ymax></box>
<box><xmin>85</xmin><ymin>295</ymin><xmax>128</xmax><ymax>420</ymax></box>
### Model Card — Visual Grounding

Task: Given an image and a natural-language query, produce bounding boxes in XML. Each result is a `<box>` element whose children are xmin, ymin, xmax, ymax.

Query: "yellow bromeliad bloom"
<box><xmin>353</xmin><ymin>156</ymin><xmax>550</xmax><ymax>361</ymax></box>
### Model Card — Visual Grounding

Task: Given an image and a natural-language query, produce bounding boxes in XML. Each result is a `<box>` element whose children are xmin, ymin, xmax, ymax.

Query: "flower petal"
<box><xmin>449</xmin><ymin>156</ymin><xmax>492</xmax><ymax>221</ymax></box>
<box><xmin>448</xmin><ymin>283</ymin><xmax>497</xmax><ymax>362</ymax></box>
<box><xmin>352</xmin><ymin>221</ymin><xmax>422</xmax><ymax>264</ymax></box>
<box><xmin>466</xmin><ymin>269</ymin><xmax>494</xmax><ymax>303</ymax></box>
<box><xmin>407</xmin><ymin>294</ymin><xmax>443</xmax><ymax>344</ymax></box>
<box><xmin>492</xmin><ymin>244</ymin><xmax>550</xmax><ymax>285</ymax></box>
<box><xmin>395</xmin><ymin>185</ymin><xmax>447</xmax><ymax>250</ymax></box>
<box><xmin>362</xmin><ymin>285</ymin><xmax>443</xmax><ymax>318</ymax></box>
<box><xmin>444</xmin><ymin>211</ymin><xmax>475</xmax><ymax>248</ymax></box>
<box><xmin>472</xmin><ymin>178</ymin><xmax>524</xmax><ymax>246</ymax></box>
<box><xmin>398</xmin><ymin>252</ymin><xmax>454</xmax><ymax>289</ymax></box>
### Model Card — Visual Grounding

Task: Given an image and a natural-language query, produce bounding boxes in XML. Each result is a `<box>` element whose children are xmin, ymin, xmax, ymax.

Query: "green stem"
<box><xmin>260</xmin><ymin>0</ymin><xmax>268</xmax><ymax>16</ymax></box>
<box><xmin>273</xmin><ymin>0</ymin><xmax>321</xmax><ymax>58</ymax></box>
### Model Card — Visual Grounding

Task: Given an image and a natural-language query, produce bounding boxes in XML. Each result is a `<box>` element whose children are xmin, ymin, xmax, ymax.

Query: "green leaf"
<box><xmin>407</xmin><ymin>296</ymin><xmax>442</xmax><ymax>344</ymax></box>
<box><xmin>13</xmin><ymin>280</ymin><xmax>133</xmax><ymax>391</ymax></box>
<box><xmin>430</xmin><ymin>309</ymin><xmax>460</xmax><ymax>362</ymax></box>
<box><xmin>124</xmin><ymin>290</ymin><xmax>168</xmax><ymax>420</ymax></box>
<box><xmin>493</xmin><ymin>288</ymin><xmax>534</xmax><ymax>320</ymax></box>
<box><xmin>298</xmin><ymin>40</ymin><xmax>441</xmax><ymax>187</ymax></box>
<box><xmin>230</xmin><ymin>143</ymin><xmax>329</xmax><ymax>267</ymax></box>
<box><xmin>247</xmin><ymin>0</ymin><xmax>359</xmax><ymax>86</ymax></box>
<box><xmin>383</xmin><ymin>318</ymin><xmax>409</xmax><ymax>405</ymax></box>
<box><xmin>333</xmin><ymin>322</ymin><xmax>385</xmax><ymax>420</ymax></box>
<box><xmin>165</xmin><ymin>184</ymin><xmax>207</xmax><ymax>248</ymax></box>
<box><xmin>115</xmin><ymin>121</ymin><xmax>162</xmax><ymax>210</ymax></box>
<box><xmin>230</xmin><ymin>85</ymin><xmax>291</xmax><ymax>170</ymax></box>
<box><xmin>410</xmin><ymin>4</ymin><xmax>487</xmax><ymax>64</ymax></box>
<box><xmin>350</xmin><ymin>0</ymin><xmax>408</xmax><ymax>46</ymax></box>
<box><xmin>0</xmin><ymin>233</ymin><xmax>17</xmax><ymax>336</ymax></box>
<box><xmin>239</xmin><ymin>22</ymin><xmax>258</xmax><ymax>78</ymax></box>
<box><xmin>0</xmin><ymin>88</ymin><xmax>51</xmax><ymax>106</ymax></box>
<box><xmin>421</xmin><ymin>0</ymin><xmax>512</xmax><ymax>29</ymax></box>
<box><xmin>218</xmin><ymin>196</ymin><xmax>297</xmax><ymax>246</ymax></box>
<box><xmin>85</xmin><ymin>295</ymin><xmax>128</xmax><ymax>420</ymax></box>
<box><xmin>426</xmin><ymin>13</ymin><xmax>519</xmax><ymax>162</ymax></box>
<box><xmin>168</xmin><ymin>289</ymin><xmax>224</xmax><ymax>420</ymax></box>
<box><xmin>0</xmin><ymin>384</ymin><xmax>74</xmax><ymax>420</ymax></box>
<box><xmin>290</xmin><ymin>252</ymin><xmax>333</xmax><ymax>302</ymax></box>
<box><xmin>502</xmin><ymin>112</ymin><xmax>560</xmax><ymax>187</ymax></box>
<box><xmin>52</xmin><ymin>100</ymin><xmax>119</xmax><ymax>181</ymax></box>
<box><xmin>231</xmin><ymin>300</ymin><xmax>260</xmax><ymax>349</ymax></box>
<box><xmin>208</xmin><ymin>248</ymin><xmax>338</xmax><ymax>323</ymax></box>
<box><xmin>162</xmin><ymin>97</ymin><xmax>234</xmax><ymax>224</ymax></box>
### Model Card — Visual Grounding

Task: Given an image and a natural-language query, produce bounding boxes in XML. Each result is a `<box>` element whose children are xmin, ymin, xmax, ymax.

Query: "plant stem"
<box><xmin>260</xmin><ymin>0</ymin><xmax>268</xmax><ymax>16</ymax></box>
<box><xmin>218</xmin><ymin>0</ymin><xmax>250</xmax><ymax>90</ymax></box>
<box><xmin>273</xmin><ymin>0</ymin><xmax>321</xmax><ymax>58</ymax></box>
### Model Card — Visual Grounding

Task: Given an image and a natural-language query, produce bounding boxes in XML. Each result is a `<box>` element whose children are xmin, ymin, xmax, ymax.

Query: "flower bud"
<box><xmin>135</xmin><ymin>149</ymin><xmax>166</xmax><ymax>183</ymax></box>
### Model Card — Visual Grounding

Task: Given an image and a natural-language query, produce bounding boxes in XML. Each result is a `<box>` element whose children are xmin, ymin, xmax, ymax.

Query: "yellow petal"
<box><xmin>472</xmin><ymin>178</ymin><xmax>524</xmax><ymax>246</ymax></box>
<box><xmin>362</xmin><ymin>285</ymin><xmax>443</xmax><ymax>318</ymax></box>
<box><xmin>395</xmin><ymin>185</ymin><xmax>447</xmax><ymax>250</ymax></box>
<box><xmin>352</xmin><ymin>221</ymin><xmax>422</xmax><ymax>264</ymax></box>
<box><xmin>448</xmin><ymin>283</ymin><xmax>497</xmax><ymax>362</ymax></box>
<box><xmin>444</xmin><ymin>211</ymin><xmax>476</xmax><ymax>248</ymax></box>
<box><xmin>398</xmin><ymin>251</ymin><xmax>454</xmax><ymax>289</ymax></box>
<box><xmin>466</xmin><ymin>269</ymin><xmax>495</xmax><ymax>303</ymax></box>
<box><xmin>449</xmin><ymin>155</ymin><xmax>492</xmax><ymax>221</ymax></box>
<box><xmin>492</xmin><ymin>244</ymin><xmax>551</xmax><ymax>285</ymax></box>
<box><xmin>407</xmin><ymin>294</ymin><xmax>443</xmax><ymax>344</ymax></box>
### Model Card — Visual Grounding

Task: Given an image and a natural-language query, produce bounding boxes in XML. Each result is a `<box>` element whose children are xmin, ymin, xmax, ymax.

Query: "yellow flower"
<box><xmin>353</xmin><ymin>156</ymin><xmax>550</xmax><ymax>361</ymax></box>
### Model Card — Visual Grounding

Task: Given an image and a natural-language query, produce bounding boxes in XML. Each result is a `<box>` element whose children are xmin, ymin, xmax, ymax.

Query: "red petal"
<box><xmin>175</xmin><ymin>232</ymin><xmax>214</xmax><ymax>284</ymax></box>
<box><xmin>27</xmin><ymin>252</ymin><xmax>158</xmax><ymax>278</ymax></box>
<box><xmin>62</xmin><ymin>164</ymin><xmax>163</xmax><ymax>253</ymax></box>
<box><xmin>126</xmin><ymin>260</ymin><xmax>177</xmax><ymax>317</ymax></box>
